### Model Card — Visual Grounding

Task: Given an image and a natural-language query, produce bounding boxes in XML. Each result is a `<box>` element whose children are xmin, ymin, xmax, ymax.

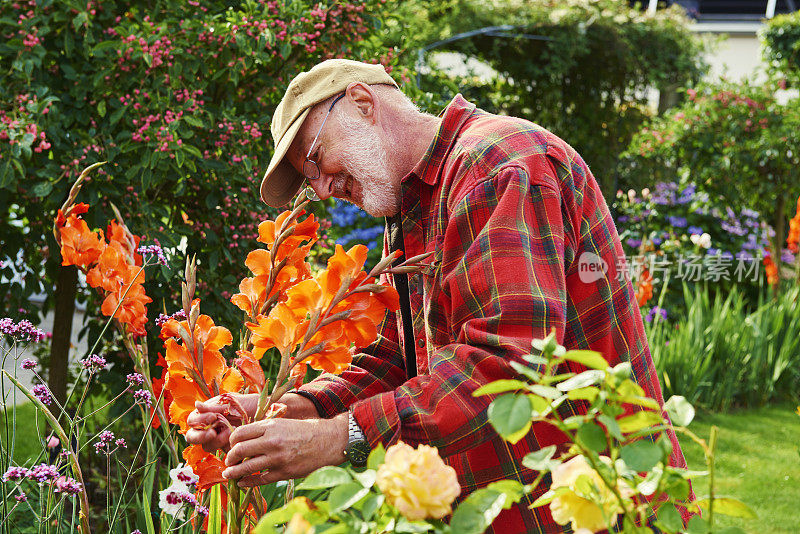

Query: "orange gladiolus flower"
<box><xmin>100</xmin><ymin>282</ymin><xmax>152</xmax><ymax>336</ymax></box>
<box><xmin>59</xmin><ymin>216</ymin><xmax>106</xmax><ymax>268</ymax></box>
<box><xmin>106</xmin><ymin>220</ymin><xmax>142</xmax><ymax>264</ymax></box>
<box><xmin>86</xmin><ymin>241</ymin><xmax>144</xmax><ymax>292</ymax></box>
<box><xmin>257</xmin><ymin>211</ymin><xmax>319</xmax><ymax>252</ymax></box>
<box><xmin>247</xmin><ymin>303</ymin><xmax>307</xmax><ymax>355</ymax></box>
<box><xmin>230</xmin><ymin>277</ymin><xmax>267</xmax><ymax>317</ymax></box>
<box><xmin>763</xmin><ymin>254</ymin><xmax>779</xmax><ymax>286</ymax></box>
<box><xmin>636</xmin><ymin>268</ymin><xmax>653</xmax><ymax>307</ymax></box>
<box><xmin>234</xmin><ymin>351</ymin><xmax>266</xmax><ymax>393</ymax></box>
<box><xmin>787</xmin><ymin>196</ymin><xmax>800</xmax><ymax>254</ymax></box>
<box><xmin>183</xmin><ymin>445</ymin><xmax>226</xmax><ymax>491</ymax></box>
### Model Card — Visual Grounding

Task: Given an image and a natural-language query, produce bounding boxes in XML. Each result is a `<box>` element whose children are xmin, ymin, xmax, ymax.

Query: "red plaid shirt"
<box><xmin>299</xmin><ymin>95</ymin><xmax>688</xmax><ymax>533</ymax></box>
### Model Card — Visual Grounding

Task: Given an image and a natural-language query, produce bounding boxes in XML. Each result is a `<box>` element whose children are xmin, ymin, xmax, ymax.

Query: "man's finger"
<box><xmin>236</xmin><ymin>472</ymin><xmax>272</xmax><ymax>488</ymax></box>
<box><xmin>222</xmin><ymin>454</ymin><xmax>271</xmax><ymax>481</ymax></box>
<box><xmin>229</xmin><ymin>420</ymin><xmax>269</xmax><ymax>448</ymax></box>
<box><xmin>194</xmin><ymin>399</ymin><xmax>230</xmax><ymax>414</ymax></box>
<box><xmin>185</xmin><ymin>427</ymin><xmax>215</xmax><ymax>445</ymax></box>
<box><xmin>186</xmin><ymin>410</ymin><xmax>220</xmax><ymax>428</ymax></box>
<box><xmin>225</xmin><ymin>435</ymin><xmax>271</xmax><ymax>466</ymax></box>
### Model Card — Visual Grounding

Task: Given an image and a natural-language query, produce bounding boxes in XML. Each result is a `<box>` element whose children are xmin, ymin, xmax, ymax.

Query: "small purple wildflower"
<box><xmin>626</xmin><ymin>238</ymin><xmax>642</xmax><ymax>249</ymax></box>
<box><xmin>179</xmin><ymin>493</ymin><xmax>198</xmax><ymax>506</ymax></box>
<box><xmin>133</xmin><ymin>389</ymin><xmax>153</xmax><ymax>407</ymax></box>
<box><xmin>781</xmin><ymin>248</ymin><xmax>796</xmax><ymax>264</ymax></box>
<box><xmin>131</xmin><ymin>530</ymin><xmax>143</xmax><ymax>534</ymax></box>
<box><xmin>115</xmin><ymin>438</ymin><xmax>127</xmax><ymax>448</ymax></box>
<box><xmin>136</xmin><ymin>243</ymin><xmax>167</xmax><ymax>266</ymax></box>
<box><xmin>94</xmin><ymin>430</ymin><xmax>116</xmax><ymax>454</ymax></box>
<box><xmin>32</xmin><ymin>384</ymin><xmax>52</xmax><ymax>406</ymax></box>
<box><xmin>155</xmin><ymin>309</ymin><xmax>187</xmax><ymax>328</ymax></box>
<box><xmin>54</xmin><ymin>476</ymin><xmax>83</xmax><ymax>495</ymax></box>
<box><xmin>28</xmin><ymin>463</ymin><xmax>59</xmax><ymax>483</ymax></box>
<box><xmin>126</xmin><ymin>373</ymin><xmax>144</xmax><ymax>386</ymax></box>
<box><xmin>21</xmin><ymin>358</ymin><xmax>37</xmax><ymax>370</ymax></box>
<box><xmin>15</xmin><ymin>492</ymin><xmax>27</xmax><ymax>502</ymax></box>
<box><xmin>195</xmin><ymin>506</ymin><xmax>209</xmax><ymax>517</ymax></box>
<box><xmin>80</xmin><ymin>354</ymin><xmax>107</xmax><ymax>374</ymax></box>
<box><xmin>645</xmin><ymin>306</ymin><xmax>668</xmax><ymax>323</ymax></box>
<box><xmin>2</xmin><ymin>466</ymin><xmax>30</xmax><ymax>481</ymax></box>
<box><xmin>0</xmin><ymin>318</ymin><xmax>47</xmax><ymax>343</ymax></box>
<box><xmin>688</xmin><ymin>226</ymin><xmax>703</xmax><ymax>235</ymax></box>
<box><xmin>667</xmin><ymin>216</ymin><xmax>688</xmax><ymax>228</ymax></box>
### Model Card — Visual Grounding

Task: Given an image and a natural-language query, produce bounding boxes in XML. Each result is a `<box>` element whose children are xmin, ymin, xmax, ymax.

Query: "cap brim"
<box><xmin>260</xmin><ymin>108</ymin><xmax>310</xmax><ymax>207</ymax></box>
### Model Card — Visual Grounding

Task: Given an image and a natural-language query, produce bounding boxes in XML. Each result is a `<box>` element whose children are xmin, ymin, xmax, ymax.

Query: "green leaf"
<box><xmin>0</xmin><ymin>162</ymin><xmax>12</xmax><ymax>189</ymax></box>
<box><xmin>110</xmin><ymin>107</ymin><xmax>125</xmax><ymax>125</ymax></box>
<box><xmin>529</xmin><ymin>486</ymin><xmax>570</xmax><ymax>508</ymax></box>
<box><xmin>618</xmin><ymin>395</ymin><xmax>661</xmax><ymax>411</ymax></box>
<box><xmin>566</xmin><ymin>386</ymin><xmax>599</xmax><ymax>402</ymax></box>
<box><xmin>530</xmin><ymin>384</ymin><xmax>561</xmax><ymax>399</ymax></box>
<box><xmin>208</xmin><ymin>483</ymin><xmax>222</xmax><ymax>534</ymax></box>
<box><xmin>597</xmin><ymin>414</ymin><xmax>623</xmax><ymax>441</ymax></box>
<box><xmin>577</xmin><ymin>422</ymin><xmax>607</xmax><ymax>452</ymax></box>
<box><xmin>328</xmin><ymin>481</ymin><xmax>369</xmax><ymax>513</ymax></box>
<box><xmin>449</xmin><ymin>488</ymin><xmax>508</xmax><ymax>534</ymax></box>
<box><xmin>361</xmin><ymin>493</ymin><xmax>383</xmax><ymax>521</ymax></box>
<box><xmin>97</xmin><ymin>100</ymin><xmax>106</xmax><ymax>118</ymax></box>
<box><xmin>31</xmin><ymin>182</ymin><xmax>53</xmax><ymax>198</ymax></box>
<box><xmin>254</xmin><ymin>497</ymin><xmax>317</xmax><ymax>530</ymax></box>
<box><xmin>353</xmin><ymin>469</ymin><xmax>376</xmax><ymax>489</ymax></box>
<box><xmin>557</xmin><ymin>370</ymin><xmax>604</xmax><ymax>391</ymax></box>
<box><xmin>295</xmin><ymin>465</ymin><xmax>352</xmax><ymax>490</ymax></box>
<box><xmin>562</xmin><ymin>349</ymin><xmax>609</xmax><ymax>370</ymax></box>
<box><xmin>716</xmin><ymin>527</ymin><xmax>748</xmax><ymax>534</ymax></box>
<box><xmin>72</xmin><ymin>12</ymin><xmax>88</xmax><ymax>32</ymax></box>
<box><xmin>485</xmin><ymin>480</ymin><xmax>525</xmax><ymax>508</ymax></box>
<box><xmin>143</xmin><ymin>53</ymin><xmax>153</xmax><ymax>66</ymax></box>
<box><xmin>176</xmin><ymin>149</ymin><xmax>185</xmax><ymax>168</ymax></box>
<box><xmin>183</xmin><ymin>114</ymin><xmax>204</xmax><ymax>128</ymax></box>
<box><xmin>509</xmin><ymin>361</ymin><xmax>542</xmax><ymax>382</ymax></box>
<box><xmin>695</xmin><ymin>497</ymin><xmax>757</xmax><ymax>518</ymax></box>
<box><xmin>473</xmin><ymin>379</ymin><xmax>528</xmax><ymax>396</ymax></box>
<box><xmin>686</xmin><ymin>515</ymin><xmax>709</xmax><ymax>534</ymax></box>
<box><xmin>617</xmin><ymin>410</ymin><xmax>663</xmax><ymax>433</ymax></box>
<box><xmin>664</xmin><ymin>395</ymin><xmax>695</xmax><ymax>427</ymax></box>
<box><xmin>367</xmin><ymin>443</ymin><xmax>385</xmax><ymax>470</ymax></box>
<box><xmin>488</xmin><ymin>393</ymin><xmax>533</xmax><ymax>444</ymax></box>
<box><xmin>142</xmin><ymin>487</ymin><xmax>156</xmax><ymax>534</ymax></box>
<box><xmin>521</xmin><ymin>445</ymin><xmax>559</xmax><ymax>472</ymax></box>
<box><xmin>620</xmin><ymin>440</ymin><xmax>662</xmax><ymax>472</ymax></box>
<box><xmin>182</xmin><ymin>143</ymin><xmax>203</xmax><ymax>158</ymax></box>
<box><xmin>521</xmin><ymin>353</ymin><xmax>549</xmax><ymax>366</ymax></box>
<box><xmin>528</xmin><ymin>394</ymin><xmax>551</xmax><ymax>415</ymax></box>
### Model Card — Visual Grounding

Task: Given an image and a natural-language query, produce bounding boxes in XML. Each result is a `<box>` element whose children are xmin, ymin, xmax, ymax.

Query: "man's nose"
<box><xmin>309</xmin><ymin>173</ymin><xmax>335</xmax><ymax>200</ymax></box>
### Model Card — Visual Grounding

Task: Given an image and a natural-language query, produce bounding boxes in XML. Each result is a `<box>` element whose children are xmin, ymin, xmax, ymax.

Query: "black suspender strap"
<box><xmin>386</xmin><ymin>215</ymin><xmax>417</xmax><ymax>379</ymax></box>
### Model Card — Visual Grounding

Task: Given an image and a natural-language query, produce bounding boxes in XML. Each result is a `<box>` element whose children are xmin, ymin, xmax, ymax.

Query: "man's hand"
<box><xmin>185</xmin><ymin>392</ymin><xmax>320</xmax><ymax>453</ymax></box>
<box><xmin>221</xmin><ymin>412</ymin><xmax>349</xmax><ymax>487</ymax></box>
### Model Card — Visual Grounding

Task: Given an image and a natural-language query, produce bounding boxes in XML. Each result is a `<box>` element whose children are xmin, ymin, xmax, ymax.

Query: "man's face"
<box><xmin>288</xmin><ymin>100</ymin><xmax>401</xmax><ymax>217</ymax></box>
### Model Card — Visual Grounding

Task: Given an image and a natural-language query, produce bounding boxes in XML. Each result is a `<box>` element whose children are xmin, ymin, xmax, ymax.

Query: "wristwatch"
<box><xmin>343</xmin><ymin>411</ymin><xmax>370</xmax><ymax>468</ymax></box>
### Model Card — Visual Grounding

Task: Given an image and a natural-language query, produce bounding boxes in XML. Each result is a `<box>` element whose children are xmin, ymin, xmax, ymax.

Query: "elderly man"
<box><xmin>187</xmin><ymin>59</ymin><xmax>687</xmax><ymax>532</ymax></box>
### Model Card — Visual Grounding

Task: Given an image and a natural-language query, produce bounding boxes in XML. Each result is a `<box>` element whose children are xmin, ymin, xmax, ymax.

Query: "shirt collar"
<box><xmin>405</xmin><ymin>94</ymin><xmax>476</xmax><ymax>187</ymax></box>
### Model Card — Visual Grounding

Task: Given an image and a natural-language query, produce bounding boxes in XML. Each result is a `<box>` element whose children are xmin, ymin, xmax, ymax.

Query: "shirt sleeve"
<box><xmin>350</xmin><ymin>163</ymin><xmax>579</xmax><ymax>457</ymax></box>
<box><xmin>296</xmin><ymin>306</ymin><xmax>408</xmax><ymax>418</ymax></box>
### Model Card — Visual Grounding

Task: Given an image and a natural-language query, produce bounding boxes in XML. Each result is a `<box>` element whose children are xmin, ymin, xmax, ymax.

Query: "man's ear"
<box><xmin>345</xmin><ymin>82</ymin><xmax>376</xmax><ymax>122</ymax></box>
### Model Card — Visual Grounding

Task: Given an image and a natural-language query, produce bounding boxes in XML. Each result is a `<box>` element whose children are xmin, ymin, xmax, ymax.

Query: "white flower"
<box><xmin>159</xmin><ymin>482</ymin><xmax>189</xmax><ymax>519</ymax></box>
<box><xmin>169</xmin><ymin>463</ymin><xmax>199</xmax><ymax>487</ymax></box>
<box><xmin>699</xmin><ymin>233</ymin><xmax>711</xmax><ymax>249</ymax></box>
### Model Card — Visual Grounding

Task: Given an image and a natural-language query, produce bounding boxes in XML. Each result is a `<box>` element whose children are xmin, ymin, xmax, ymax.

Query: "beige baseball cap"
<box><xmin>260</xmin><ymin>59</ymin><xmax>398</xmax><ymax>207</ymax></box>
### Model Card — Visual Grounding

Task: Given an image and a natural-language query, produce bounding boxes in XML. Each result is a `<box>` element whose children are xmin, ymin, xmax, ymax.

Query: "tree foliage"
<box><xmin>391</xmin><ymin>0</ymin><xmax>707</xmax><ymax>195</ymax></box>
<box><xmin>0</xmin><ymin>0</ymin><xmax>394</xmax><ymax>331</ymax></box>
<box><xmin>761</xmin><ymin>9</ymin><xmax>800</xmax><ymax>86</ymax></box>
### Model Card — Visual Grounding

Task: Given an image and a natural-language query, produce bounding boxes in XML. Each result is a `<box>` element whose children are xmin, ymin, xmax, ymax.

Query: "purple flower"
<box><xmin>94</xmin><ymin>430</ymin><xmax>117</xmax><ymax>454</ymax></box>
<box><xmin>617</xmin><ymin>215</ymin><xmax>629</xmax><ymax>224</ymax></box>
<box><xmin>688</xmin><ymin>226</ymin><xmax>703</xmax><ymax>235</ymax></box>
<box><xmin>667</xmin><ymin>216</ymin><xmax>688</xmax><ymax>228</ymax></box>
<box><xmin>651</xmin><ymin>237</ymin><xmax>663</xmax><ymax>246</ymax></box>
<box><xmin>134</xmin><ymin>389</ymin><xmax>153</xmax><ymax>407</ymax></box>
<box><xmin>0</xmin><ymin>318</ymin><xmax>47</xmax><ymax>343</ymax></box>
<box><xmin>136</xmin><ymin>243</ymin><xmax>168</xmax><ymax>266</ymax></box>
<box><xmin>32</xmin><ymin>384</ymin><xmax>52</xmax><ymax>406</ymax></box>
<box><xmin>626</xmin><ymin>238</ymin><xmax>642</xmax><ymax>249</ymax></box>
<box><xmin>115</xmin><ymin>438</ymin><xmax>127</xmax><ymax>448</ymax></box>
<box><xmin>645</xmin><ymin>307</ymin><xmax>668</xmax><ymax>323</ymax></box>
<box><xmin>15</xmin><ymin>492</ymin><xmax>27</xmax><ymax>502</ymax></box>
<box><xmin>21</xmin><ymin>358</ymin><xmax>37</xmax><ymax>370</ymax></box>
<box><xmin>2</xmin><ymin>466</ymin><xmax>30</xmax><ymax>481</ymax></box>
<box><xmin>54</xmin><ymin>476</ymin><xmax>83</xmax><ymax>495</ymax></box>
<box><xmin>126</xmin><ymin>373</ymin><xmax>144</xmax><ymax>386</ymax></box>
<box><xmin>155</xmin><ymin>309</ymin><xmax>187</xmax><ymax>327</ymax></box>
<box><xmin>179</xmin><ymin>493</ymin><xmax>198</xmax><ymax>506</ymax></box>
<box><xmin>80</xmin><ymin>354</ymin><xmax>107</xmax><ymax>374</ymax></box>
<box><xmin>131</xmin><ymin>530</ymin><xmax>143</xmax><ymax>534</ymax></box>
<box><xmin>28</xmin><ymin>463</ymin><xmax>59</xmax><ymax>483</ymax></box>
<box><xmin>195</xmin><ymin>506</ymin><xmax>209</xmax><ymax>517</ymax></box>
<box><xmin>781</xmin><ymin>248</ymin><xmax>796</xmax><ymax>264</ymax></box>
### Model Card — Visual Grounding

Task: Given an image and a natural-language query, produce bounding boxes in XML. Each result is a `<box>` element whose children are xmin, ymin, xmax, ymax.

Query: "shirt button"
<box><xmin>417</xmin><ymin>338</ymin><xmax>425</xmax><ymax>348</ymax></box>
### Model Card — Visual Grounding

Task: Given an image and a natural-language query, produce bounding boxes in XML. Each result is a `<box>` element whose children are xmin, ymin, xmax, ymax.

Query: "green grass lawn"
<box><xmin>677</xmin><ymin>404</ymin><xmax>800</xmax><ymax>534</ymax></box>
<box><xmin>0</xmin><ymin>401</ymin><xmax>47</xmax><ymax>464</ymax></box>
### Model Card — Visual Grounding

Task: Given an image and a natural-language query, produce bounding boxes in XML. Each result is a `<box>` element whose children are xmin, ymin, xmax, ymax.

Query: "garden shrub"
<box><xmin>0</xmin><ymin>0</ymin><xmax>397</xmax><ymax>400</ymax></box>
<box><xmin>761</xmin><ymin>10</ymin><xmax>800</xmax><ymax>86</ymax></box>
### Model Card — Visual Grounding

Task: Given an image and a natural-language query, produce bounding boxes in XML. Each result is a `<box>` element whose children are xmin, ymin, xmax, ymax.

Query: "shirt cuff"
<box><xmin>295</xmin><ymin>381</ymin><xmax>351</xmax><ymax>418</ymax></box>
<box><xmin>291</xmin><ymin>389</ymin><xmax>326</xmax><ymax>418</ymax></box>
<box><xmin>350</xmin><ymin>390</ymin><xmax>402</xmax><ymax>448</ymax></box>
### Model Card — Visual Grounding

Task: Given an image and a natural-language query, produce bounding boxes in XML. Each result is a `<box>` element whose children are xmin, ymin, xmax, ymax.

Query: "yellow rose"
<box><xmin>285</xmin><ymin>512</ymin><xmax>313</xmax><ymax>534</ymax></box>
<box><xmin>549</xmin><ymin>455</ymin><xmax>633</xmax><ymax>533</ymax></box>
<box><xmin>376</xmin><ymin>442</ymin><xmax>461</xmax><ymax>521</ymax></box>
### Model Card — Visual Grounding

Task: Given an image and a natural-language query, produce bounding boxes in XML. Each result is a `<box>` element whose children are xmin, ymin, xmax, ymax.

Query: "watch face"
<box><xmin>347</xmin><ymin>440</ymin><xmax>371</xmax><ymax>467</ymax></box>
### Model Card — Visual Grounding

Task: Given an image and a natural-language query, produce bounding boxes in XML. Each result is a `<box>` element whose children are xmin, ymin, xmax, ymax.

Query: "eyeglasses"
<box><xmin>302</xmin><ymin>93</ymin><xmax>346</xmax><ymax>201</ymax></box>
